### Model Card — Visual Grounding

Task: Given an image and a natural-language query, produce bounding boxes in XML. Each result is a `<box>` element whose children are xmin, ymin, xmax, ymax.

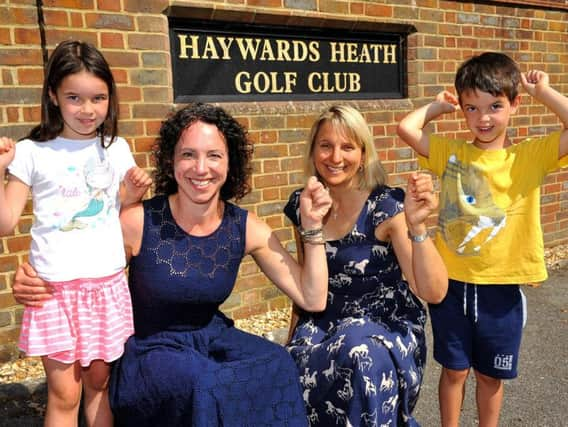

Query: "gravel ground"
<box><xmin>1</xmin><ymin>243</ymin><xmax>567</xmax><ymax>425</ymax></box>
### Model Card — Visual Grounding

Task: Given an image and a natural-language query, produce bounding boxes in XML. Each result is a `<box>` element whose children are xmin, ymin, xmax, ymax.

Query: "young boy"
<box><xmin>396</xmin><ymin>52</ymin><xmax>568</xmax><ymax>427</ymax></box>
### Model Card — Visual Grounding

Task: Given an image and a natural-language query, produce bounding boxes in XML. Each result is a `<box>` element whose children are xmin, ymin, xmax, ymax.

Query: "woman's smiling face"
<box><xmin>311</xmin><ymin>121</ymin><xmax>363</xmax><ymax>190</ymax></box>
<box><xmin>173</xmin><ymin>121</ymin><xmax>229</xmax><ymax>205</ymax></box>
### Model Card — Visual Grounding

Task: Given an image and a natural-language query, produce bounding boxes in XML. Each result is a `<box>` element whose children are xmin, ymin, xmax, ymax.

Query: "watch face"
<box><xmin>408</xmin><ymin>230</ymin><xmax>428</xmax><ymax>242</ymax></box>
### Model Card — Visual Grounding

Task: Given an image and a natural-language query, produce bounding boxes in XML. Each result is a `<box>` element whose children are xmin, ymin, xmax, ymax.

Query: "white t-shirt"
<box><xmin>8</xmin><ymin>136</ymin><xmax>135</xmax><ymax>281</ymax></box>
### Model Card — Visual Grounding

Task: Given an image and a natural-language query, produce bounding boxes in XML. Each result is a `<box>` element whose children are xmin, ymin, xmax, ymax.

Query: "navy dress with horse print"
<box><xmin>109</xmin><ymin>195</ymin><xmax>308</xmax><ymax>427</ymax></box>
<box><xmin>284</xmin><ymin>186</ymin><xmax>427</xmax><ymax>427</ymax></box>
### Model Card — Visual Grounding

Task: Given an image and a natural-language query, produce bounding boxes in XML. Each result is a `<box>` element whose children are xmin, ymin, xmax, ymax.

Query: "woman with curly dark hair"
<box><xmin>106</xmin><ymin>102</ymin><xmax>332</xmax><ymax>426</ymax></box>
<box><xmin>153</xmin><ymin>102</ymin><xmax>253</xmax><ymax>201</ymax></box>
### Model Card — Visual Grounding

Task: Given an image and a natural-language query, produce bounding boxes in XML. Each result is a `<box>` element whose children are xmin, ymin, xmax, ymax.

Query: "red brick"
<box><xmin>6</xmin><ymin>107</ymin><xmax>18</xmax><ymax>123</ymax></box>
<box><xmin>43</xmin><ymin>10</ymin><xmax>69</xmax><ymax>26</ymax></box>
<box><xmin>46</xmin><ymin>31</ymin><xmax>97</xmax><ymax>46</ymax></box>
<box><xmin>136</xmin><ymin>16</ymin><xmax>167</xmax><ymax>33</ymax></box>
<box><xmin>97</xmin><ymin>0</ymin><xmax>121</xmax><ymax>11</ymax></box>
<box><xmin>350</xmin><ymin>3</ymin><xmax>364</xmax><ymax>14</ymax></box>
<box><xmin>100</xmin><ymin>32</ymin><xmax>124</xmax><ymax>49</ymax></box>
<box><xmin>253</xmin><ymin>173</ymin><xmax>288</xmax><ymax>189</ymax></box>
<box><xmin>123</xmin><ymin>0</ymin><xmax>168</xmax><ymax>13</ymax></box>
<box><xmin>0</xmin><ymin>30</ymin><xmax>12</xmax><ymax>45</ymax></box>
<box><xmin>133</xmin><ymin>137</ymin><xmax>155</xmax><ymax>152</ymax></box>
<box><xmin>118</xmin><ymin>86</ymin><xmax>142</xmax><ymax>102</ymax></box>
<box><xmin>86</xmin><ymin>13</ymin><xmax>134</xmax><ymax>31</ymax></box>
<box><xmin>112</xmin><ymin>69</ymin><xmax>128</xmax><ymax>84</ymax></box>
<box><xmin>43</xmin><ymin>0</ymin><xmax>93</xmax><ymax>9</ymax></box>
<box><xmin>231</xmin><ymin>302</ymin><xmax>269</xmax><ymax>320</ymax></box>
<box><xmin>262</xmin><ymin>188</ymin><xmax>280</xmax><ymax>201</ymax></box>
<box><xmin>17</xmin><ymin>68</ymin><xmax>44</xmax><ymax>85</ymax></box>
<box><xmin>246</xmin><ymin>0</ymin><xmax>281</xmax><ymax>7</ymax></box>
<box><xmin>22</xmin><ymin>106</ymin><xmax>41</xmax><ymax>122</ymax></box>
<box><xmin>70</xmin><ymin>12</ymin><xmax>83</xmax><ymax>27</ymax></box>
<box><xmin>144</xmin><ymin>120</ymin><xmax>163</xmax><ymax>137</ymax></box>
<box><xmin>0</xmin><ymin>49</ymin><xmax>42</xmax><ymax>65</ymax></box>
<box><xmin>366</xmin><ymin>4</ymin><xmax>393</xmax><ymax>18</ymax></box>
<box><xmin>6</xmin><ymin>235</ymin><xmax>31</xmax><ymax>253</ymax></box>
<box><xmin>0</xmin><ymin>7</ymin><xmax>37</xmax><ymax>26</ymax></box>
<box><xmin>0</xmin><ymin>255</ymin><xmax>18</xmax><ymax>274</ymax></box>
<box><xmin>319</xmin><ymin>0</ymin><xmax>349</xmax><ymax>14</ymax></box>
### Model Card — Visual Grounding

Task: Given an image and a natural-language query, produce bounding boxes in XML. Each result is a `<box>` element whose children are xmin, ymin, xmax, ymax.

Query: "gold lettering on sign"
<box><xmin>178</xmin><ymin>35</ymin><xmax>200</xmax><ymax>59</ymax></box>
<box><xmin>178</xmin><ymin>34</ymin><xmax>321</xmax><ymax>62</ymax></box>
<box><xmin>235</xmin><ymin>71</ymin><xmax>298</xmax><ymax>94</ymax></box>
<box><xmin>307</xmin><ymin>72</ymin><xmax>361</xmax><ymax>93</ymax></box>
<box><xmin>329</xmin><ymin>42</ymin><xmax>398</xmax><ymax>64</ymax></box>
<box><xmin>383</xmin><ymin>44</ymin><xmax>397</xmax><ymax>64</ymax></box>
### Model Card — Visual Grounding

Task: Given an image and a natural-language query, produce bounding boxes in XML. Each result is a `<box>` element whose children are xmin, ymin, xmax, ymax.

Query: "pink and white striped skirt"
<box><xmin>18</xmin><ymin>270</ymin><xmax>134</xmax><ymax>367</ymax></box>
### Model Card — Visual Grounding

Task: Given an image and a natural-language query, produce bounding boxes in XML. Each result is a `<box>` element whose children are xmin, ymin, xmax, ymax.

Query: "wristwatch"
<box><xmin>407</xmin><ymin>230</ymin><xmax>428</xmax><ymax>243</ymax></box>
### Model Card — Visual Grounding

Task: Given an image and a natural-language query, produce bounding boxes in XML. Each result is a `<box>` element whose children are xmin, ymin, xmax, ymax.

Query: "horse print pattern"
<box><xmin>439</xmin><ymin>155</ymin><xmax>506</xmax><ymax>256</ymax></box>
<box><xmin>284</xmin><ymin>186</ymin><xmax>427</xmax><ymax>427</ymax></box>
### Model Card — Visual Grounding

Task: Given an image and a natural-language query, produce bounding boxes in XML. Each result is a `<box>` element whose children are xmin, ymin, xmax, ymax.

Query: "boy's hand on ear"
<box><xmin>521</xmin><ymin>70</ymin><xmax>549</xmax><ymax>98</ymax></box>
<box><xmin>434</xmin><ymin>91</ymin><xmax>460</xmax><ymax>114</ymax></box>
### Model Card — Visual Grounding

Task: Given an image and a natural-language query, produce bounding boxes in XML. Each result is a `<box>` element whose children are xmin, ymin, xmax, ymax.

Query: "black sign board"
<box><xmin>169</xmin><ymin>19</ymin><xmax>408</xmax><ymax>103</ymax></box>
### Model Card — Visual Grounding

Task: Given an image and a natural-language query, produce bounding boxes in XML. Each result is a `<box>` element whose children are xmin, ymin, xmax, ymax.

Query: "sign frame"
<box><xmin>168</xmin><ymin>18</ymin><xmax>411</xmax><ymax>103</ymax></box>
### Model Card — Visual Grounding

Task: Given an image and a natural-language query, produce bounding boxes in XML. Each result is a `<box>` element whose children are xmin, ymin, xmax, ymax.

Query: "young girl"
<box><xmin>0</xmin><ymin>40</ymin><xmax>151</xmax><ymax>426</ymax></box>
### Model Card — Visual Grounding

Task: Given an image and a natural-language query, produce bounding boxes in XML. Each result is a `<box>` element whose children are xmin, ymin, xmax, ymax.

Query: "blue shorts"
<box><xmin>428</xmin><ymin>279</ymin><xmax>526</xmax><ymax>379</ymax></box>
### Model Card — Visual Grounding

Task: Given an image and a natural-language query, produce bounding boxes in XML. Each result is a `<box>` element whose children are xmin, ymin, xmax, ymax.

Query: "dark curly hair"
<box><xmin>153</xmin><ymin>103</ymin><xmax>253</xmax><ymax>201</ymax></box>
<box><xmin>455</xmin><ymin>52</ymin><xmax>521</xmax><ymax>104</ymax></box>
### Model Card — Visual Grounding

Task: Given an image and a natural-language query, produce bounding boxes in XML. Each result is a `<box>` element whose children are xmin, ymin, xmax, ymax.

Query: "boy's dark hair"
<box><xmin>153</xmin><ymin>103</ymin><xmax>253</xmax><ymax>201</ymax></box>
<box><xmin>455</xmin><ymin>52</ymin><xmax>520</xmax><ymax>103</ymax></box>
<box><xmin>27</xmin><ymin>40</ymin><xmax>119</xmax><ymax>147</ymax></box>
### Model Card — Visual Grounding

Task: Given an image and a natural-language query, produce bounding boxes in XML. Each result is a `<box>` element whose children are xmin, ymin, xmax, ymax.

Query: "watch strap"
<box><xmin>407</xmin><ymin>230</ymin><xmax>428</xmax><ymax>243</ymax></box>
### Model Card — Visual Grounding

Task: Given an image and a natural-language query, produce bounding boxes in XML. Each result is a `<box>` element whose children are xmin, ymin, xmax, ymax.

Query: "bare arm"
<box><xmin>247</xmin><ymin>177</ymin><xmax>331</xmax><ymax>312</ymax></box>
<box><xmin>119</xmin><ymin>202</ymin><xmax>145</xmax><ymax>261</ymax></box>
<box><xmin>286</xmin><ymin>227</ymin><xmax>303</xmax><ymax>343</ymax></box>
<box><xmin>389</xmin><ymin>173</ymin><xmax>448</xmax><ymax>303</ymax></box>
<box><xmin>396</xmin><ymin>91</ymin><xmax>460</xmax><ymax>158</ymax></box>
<box><xmin>0</xmin><ymin>138</ymin><xmax>29</xmax><ymax>235</ymax></box>
<box><xmin>521</xmin><ymin>70</ymin><xmax>568</xmax><ymax>159</ymax></box>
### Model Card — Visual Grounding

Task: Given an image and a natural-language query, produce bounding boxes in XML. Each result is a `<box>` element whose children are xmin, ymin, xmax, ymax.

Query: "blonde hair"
<box><xmin>304</xmin><ymin>105</ymin><xmax>387</xmax><ymax>191</ymax></box>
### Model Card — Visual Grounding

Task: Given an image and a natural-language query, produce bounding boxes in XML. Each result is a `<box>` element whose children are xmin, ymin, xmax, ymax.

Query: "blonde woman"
<box><xmin>284</xmin><ymin>105</ymin><xmax>447</xmax><ymax>426</ymax></box>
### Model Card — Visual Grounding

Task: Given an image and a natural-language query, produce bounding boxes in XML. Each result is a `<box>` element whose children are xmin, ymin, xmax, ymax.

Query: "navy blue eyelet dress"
<box><xmin>110</xmin><ymin>195</ymin><xmax>308</xmax><ymax>427</ymax></box>
<box><xmin>284</xmin><ymin>186</ymin><xmax>427</xmax><ymax>427</ymax></box>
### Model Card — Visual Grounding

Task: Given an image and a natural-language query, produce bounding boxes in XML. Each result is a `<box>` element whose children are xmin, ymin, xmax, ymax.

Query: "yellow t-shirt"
<box><xmin>419</xmin><ymin>131</ymin><xmax>567</xmax><ymax>285</ymax></box>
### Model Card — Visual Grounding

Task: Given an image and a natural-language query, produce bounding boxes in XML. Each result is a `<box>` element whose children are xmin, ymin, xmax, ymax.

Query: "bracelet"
<box><xmin>407</xmin><ymin>230</ymin><xmax>428</xmax><ymax>243</ymax></box>
<box><xmin>298</xmin><ymin>226</ymin><xmax>326</xmax><ymax>245</ymax></box>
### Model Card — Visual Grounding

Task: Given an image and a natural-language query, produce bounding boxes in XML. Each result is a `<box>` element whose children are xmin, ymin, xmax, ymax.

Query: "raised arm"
<box><xmin>521</xmin><ymin>70</ymin><xmax>568</xmax><ymax>159</ymax></box>
<box><xmin>396</xmin><ymin>91</ymin><xmax>460</xmax><ymax>158</ymax></box>
<box><xmin>390</xmin><ymin>172</ymin><xmax>448</xmax><ymax>303</ymax></box>
<box><xmin>0</xmin><ymin>137</ymin><xmax>30</xmax><ymax>235</ymax></box>
<box><xmin>246</xmin><ymin>176</ymin><xmax>331</xmax><ymax>312</ymax></box>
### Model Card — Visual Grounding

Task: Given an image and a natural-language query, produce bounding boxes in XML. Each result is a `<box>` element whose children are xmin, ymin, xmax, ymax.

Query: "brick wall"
<box><xmin>0</xmin><ymin>0</ymin><xmax>567</xmax><ymax>360</ymax></box>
